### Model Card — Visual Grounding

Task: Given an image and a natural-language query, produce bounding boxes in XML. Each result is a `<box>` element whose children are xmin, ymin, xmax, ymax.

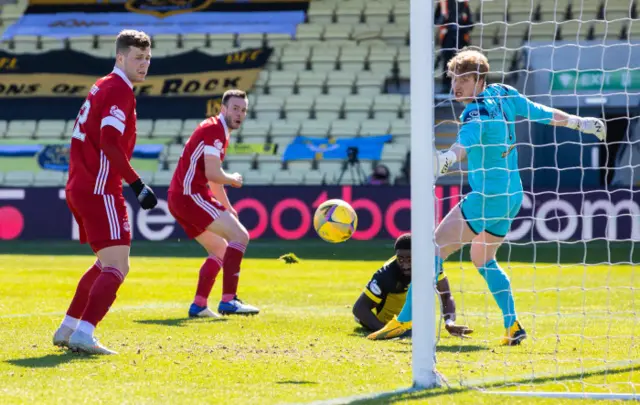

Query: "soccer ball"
<box><xmin>313</xmin><ymin>199</ymin><xmax>358</xmax><ymax>243</ymax></box>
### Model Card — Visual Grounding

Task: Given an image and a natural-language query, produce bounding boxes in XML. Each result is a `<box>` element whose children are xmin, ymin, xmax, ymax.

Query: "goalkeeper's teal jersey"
<box><xmin>457</xmin><ymin>84</ymin><xmax>554</xmax><ymax>196</ymax></box>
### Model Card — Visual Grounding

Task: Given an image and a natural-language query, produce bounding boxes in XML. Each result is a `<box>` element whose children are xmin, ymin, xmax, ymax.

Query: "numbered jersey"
<box><xmin>169</xmin><ymin>115</ymin><xmax>230</xmax><ymax>196</ymax></box>
<box><xmin>66</xmin><ymin>68</ymin><xmax>137</xmax><ymax>195</ymax></box>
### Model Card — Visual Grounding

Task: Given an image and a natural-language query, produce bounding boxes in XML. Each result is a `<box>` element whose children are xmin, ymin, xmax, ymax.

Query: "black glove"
<box><xmin>130</xmin><ymin>178</ymin><xmax>158</xmax><ymax>210</ymax></box>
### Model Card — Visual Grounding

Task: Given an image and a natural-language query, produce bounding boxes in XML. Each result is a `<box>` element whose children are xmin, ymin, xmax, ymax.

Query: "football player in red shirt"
<box><xmin>168</xmin><ymin>89</ymin><xmax>259</xmax><ymax>317</ymax></box>
<box><xmin>52</xmin><ymin>30</ymin><xmax>158</xmax><ymax>354</ymax></box>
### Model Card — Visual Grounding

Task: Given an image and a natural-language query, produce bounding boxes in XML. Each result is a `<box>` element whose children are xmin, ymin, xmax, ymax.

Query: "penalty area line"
<box><xmin>284</xmin><ymin>387</ymin><xmax>421</xmax><ymax>405</ymax></box>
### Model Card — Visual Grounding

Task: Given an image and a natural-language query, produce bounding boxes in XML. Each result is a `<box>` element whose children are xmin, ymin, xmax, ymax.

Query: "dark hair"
<box><xmin>222</xmin><ymin>89</ymin><xmax>248</xmax><ymax>106</ymax></box>
<box><xmin>394</xmin><ymin>233</ymin><xmax>411</xmax><ymax>250</ymax></box>
<box><xmin>116</xmin><ymin>30</ymin><xmax>151</xmax><ymax>54</ymax></box>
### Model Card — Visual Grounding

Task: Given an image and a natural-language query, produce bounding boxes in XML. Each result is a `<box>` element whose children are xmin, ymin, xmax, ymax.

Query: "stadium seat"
<box><xmin>33</xmin><ymin>171</ymin><xmax>64</xmax><ymax>187</ymax></box>
<box><xmin>296</xmin><ymin>71</ymin><xmax>326</xmax><ymax>96</ymax></box>
<box><xmin>0</xmin><ymin>120</ymin><xmax>8</xmax><ymax>138</ymax></box>
<box><xmin>364</xmin><ymin>2</ymin><xmax>392</xmax><ymax>24</ymax></box>
<box><xmin>270</xmin><ymin>120</ymin><xmax>301</xmax><ymax>138</ymax></box>
<box><xmin>310</xmin><ymin>44</ymin><xmax>340</xmax><ymax>72</ymax></box>
<box><xmin>373</xmin><ymin>94</ymin><xmax>403</xmax><ymax>121</ymax></box>
<box><xmin>355</xmin><ymin>71</ymin><xmax>384</xmax><ymax>96</ymax></box>
<box><xmin>390</xmin><ymin>119</ymin><xmax>410</xmax><ymax>143</ymax></box>
<box><xmin>180</xmin><ymin>119</ymin><xmax>203</xmax><ymax>137</ymax></box>
<box><xmin>4</xmin><ymin>171</ymin><xmax>35</xmax><ymax>186</ymax></box>
<box><xmin>280</xmin><ymin>44</ymin><xmax>311</xmax><ymax>71</ymax></box>
<box><xmin>265</xmin><ymin>33</ymin><xmax>293</xmax><ymax>48</ymax></box>
<box><xmin>381</xmin><ymin>25</ymin><xmax>408</xmax><ymax>46</ymax></box>
<box><xmin>286</xmin><ymin>160</ymin><xmax>313</xmax><ymax>172</ymax></box>
<box><xmin>151</xmin><ymin>171</ymin><xmax>173</xmax><ymax>186</ymax></box>
<box><xmin>343</xmin><ymin>95</ymin><xmax>373</xmax><ymax>120</ymax></box>
<box><xmin>284</xmin><ymin>95</ymin><xmax>314</xmax><ymax>121</ymax></box>
<box><xmin>323</xmin><ymin>24</ymin><xmax>354</xmax><ymax>41</ymax></box>
<box><xmin>335</xmin><ymin>2</ymin><xmax>364</xmax><ymax>24</ymax></box>
<box><xmin>36</xmin><ymin>120</ymin><xmax>66</xmax><ymax>139</ymax></box>
<box><xmin>307</xmin><ymin>2</ymin><xmax>335</xmax><ymax>24</ymax></box>
<box><xmin>268</xmin><ymin>70</ymin><xmax>297</xmax><ymax>96</ymax></box>
<box><xmin>6</xmin><ymin>120</ymin><xmax>36</xmax><ymax>139</ymax></box>
<box><xmin>326</xmin><ymin>71</ymin><xmax>356</xmax><ymax>95</ymax></box>
<box><xmin>181</xmin><ymin>33</ymin><xmax>207</xmax><ymax>49</ymax></box>
<box><xmin>359</xmin><ymin>120</ymin><xmax>391</xmax><ymax>136</ymax></box>
<box><xmin>153</xmin><ymin>34</ymin><xmax>178</xmax><ymax>50</ymax></box>
<box><xmin>152</xmin><ymin>119</ymin><xmax>183</xmax><ymax>139</ymax></box>
<box><xmin>253</xmin><ymin>96</ymin><xmax>284</xmax><ymax>121</ymax></box>
<box><xmin>244</xmin><ymin>171</ymin><xmax>273</xmax><ymax>185</ymax></box>
<box><xmin>296</xmin><ymin>24</ymin><xmax>325</xmax><ymax>42</ymax></box>
<box><xmin>367</xmin><ymin>46</ymin><xmax>397</xmax><ymax>74</ymax></box>
<box><xmin>12</xmin><ymin>35</ymin><xmax>39</xmax><ymax>52</ymax></box>
<box><xmin>136</xmin><ymin>119</ymin><xmax>154</xmax><ymax>139</ymax></box>
<box><xmin>209</xmin><ymin>34</ymin><xmax>235</xmax><ymax>49</ymax></box>
<box><xmin>329</xmin><ymin>120</ymin><xmax>360</xmax><ymax>138</ymax></box>
<box><xmin>273</xmin><ymin>171</ymin><xmax>304</xmax><ymax>185</ymax></box>
<box><xmin>304</xmin><ymin>170</ymin><xmax>326</xmax><ymax>185</ymax></box>
<box><xmin>237</xmin><ymin>33</ymin><xmax>264</xmax><ymax>48</ymax></box>
<box><xmin>314</xmin><ymin>95</ymin><xmax>343</xmax><ymax>121</ymax></box>
<box><xmin>317</xmin><ymin>161</ymin><xmax>345</xmax><ymax>182</ymax></box>
<box><xmin>41</xmin><ymin>36</ymin><xmax>65</xmax><ymax>51</ymax></box>
<box><xmin>300</xmin><ymin>120</ymin><xmax>330</xmax><ymax>137</ymax></box>
<box><xmin>381</xmin><ymin>143</ymin><xmax>408</xmax><ymax>160</ymax></box>
<box><xmin>352</xmin><ymin>24</ymin><xmax>383</xmax><ymax>42</ymax></box>
<box><xmin>240</xmin><ymin>120</ymin><xmax>269</xmax><ymax>138</ymax></box>
<box><xmin>270</xmin><ymin>134</ymin><xmax>294</xmax><ymax>147</ymax></box>
<box><xmin>339</xmin><ymin>45</ymin><xmax>368</xmax><ymax>71</ymax></box>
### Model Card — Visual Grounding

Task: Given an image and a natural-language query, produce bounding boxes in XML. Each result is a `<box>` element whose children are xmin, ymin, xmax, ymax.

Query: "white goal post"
<box><xmin>410</xmin><ymin>0</ymin><xmax>639</xmax><ymax>400</ymax></box>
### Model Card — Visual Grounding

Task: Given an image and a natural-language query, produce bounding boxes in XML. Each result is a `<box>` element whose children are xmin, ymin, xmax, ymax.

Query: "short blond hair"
<box><xmin>446</xmin><ymin>47</ymin><xmax>490</xmax><ymax>82</ymax></box>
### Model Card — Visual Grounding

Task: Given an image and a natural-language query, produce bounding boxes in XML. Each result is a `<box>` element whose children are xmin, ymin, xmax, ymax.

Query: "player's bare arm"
<box><xmin>209</xmin><ymin>181</ymin><xmax>237</xmax><ymax>217</ymax></box>
<box><xmin>549</xmin><ymin>109</ymin><xmax>607</xmax><ymax>140</ymax></box>
<box><xmin>204</xmin><ymin>154</ymin><xmax>243</xmax><ymax>188</ymax></box>
<box><xmin>352</xmin><ymin>293</ymin><xmax>386</xmax><ymax>331</ymax></box>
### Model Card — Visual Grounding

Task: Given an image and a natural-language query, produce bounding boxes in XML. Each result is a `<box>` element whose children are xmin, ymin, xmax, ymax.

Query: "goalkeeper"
<box><xmin>353</xmin><ymin>233</ymin><xmax>473</xmax><ymax>338</ymax></box>
<box><xmin>369</xmin><ymin>48</ymin><xmax>606</xmax><ymax>345</ymax></box>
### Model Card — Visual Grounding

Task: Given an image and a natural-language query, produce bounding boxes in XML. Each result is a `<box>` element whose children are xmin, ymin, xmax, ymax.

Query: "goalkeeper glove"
<box><xmin>434</xmin><ymin>150</ymin><xmax>457</xmax><ymax>177</ymax></box>
<box><xmin>567</xmin><ymin>116</ymin><xmax>607</xmax><ymax>141</ymax></box>
<box><xmin>130</xmin><ymin>178</ymin><xmax>158</xmax><ymax>210</ymax></box>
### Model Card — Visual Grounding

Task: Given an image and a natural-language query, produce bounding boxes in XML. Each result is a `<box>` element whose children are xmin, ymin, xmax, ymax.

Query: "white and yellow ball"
<box><xmin>313</xmin><ymin>199</ymin><xmax>358</xmax><ymax>243</ymax></box>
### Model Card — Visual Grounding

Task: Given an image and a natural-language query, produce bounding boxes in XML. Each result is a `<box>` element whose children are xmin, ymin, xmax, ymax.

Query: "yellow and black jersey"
<box><xmin>363</xmin><ymin>256</ymin><xmax>411</xmax><ymax>324</ymax></box>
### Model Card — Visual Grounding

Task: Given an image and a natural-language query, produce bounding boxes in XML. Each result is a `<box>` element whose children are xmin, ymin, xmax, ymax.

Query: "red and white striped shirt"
<box><xmin>66</xmin><ymin>67</ymin><xmax>137</xmax><ymax>195</ymax></box>
<box><xmin>169</xmin><ymin>115</ymin><xmax>230</xmax><ymax>196</ymax></box>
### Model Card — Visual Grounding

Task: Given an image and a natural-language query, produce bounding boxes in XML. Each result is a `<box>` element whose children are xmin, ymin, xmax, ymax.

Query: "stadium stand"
<box><xmin>0</xmin><ymin>0</ymin><xmax>637</xmax><ymax>186</ymax></box>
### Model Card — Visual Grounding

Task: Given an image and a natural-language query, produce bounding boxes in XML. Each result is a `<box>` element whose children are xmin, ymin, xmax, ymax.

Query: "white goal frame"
<box><xmin>409</xmin><ymin>0</ymin><xmax>639</xmax><ymax>400</ymax></box>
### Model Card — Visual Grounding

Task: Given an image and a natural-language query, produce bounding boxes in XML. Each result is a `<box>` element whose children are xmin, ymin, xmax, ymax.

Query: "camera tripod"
<box><xmin>336</xmin><ymin>147</ymin><xmax>368</xmax><ymax>185</ymax></box>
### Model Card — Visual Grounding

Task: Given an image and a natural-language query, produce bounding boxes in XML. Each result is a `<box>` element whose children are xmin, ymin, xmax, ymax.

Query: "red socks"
<box><xmin>66</xmin><ymin>260</ymin><xmax>102</xmax><ymax>319</ymax></box>
<box><xmin>222</xmin><ymin>242</ymin><xmax>246</xmax><ymax>302</ymax></box>
<box><xmin>80</xmin><ymin>266</ymin><xmax>124</xmax><ymax>327</ymax></box>
<box><xmin>193</xmin><ymin>256</ymin><xmax>223</xmax><ymax>307</ymax></box>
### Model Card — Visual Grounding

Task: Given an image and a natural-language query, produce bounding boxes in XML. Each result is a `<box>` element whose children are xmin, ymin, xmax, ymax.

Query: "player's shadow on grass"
<box><xmin>6</xmin><ymin>352</ymin><xmax>96</xmax><ymax>368</ymax></box>
<box><xmin>134</xmin><ymin>317</ymin><xmax>228</xmax><ymax>327</ymax></box>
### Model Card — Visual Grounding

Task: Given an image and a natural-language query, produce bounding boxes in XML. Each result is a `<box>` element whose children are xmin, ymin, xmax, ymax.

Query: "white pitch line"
<box><xmin>287</xmin><ymin>360</ymin><xmax>640</xmax><ymax>405</ymax></box>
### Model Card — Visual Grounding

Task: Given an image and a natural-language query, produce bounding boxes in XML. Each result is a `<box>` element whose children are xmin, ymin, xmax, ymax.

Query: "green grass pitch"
<box><xmin>0</xmin><ymin>240</ymin><xmax>637</xmax><ymax>404</ymax></box>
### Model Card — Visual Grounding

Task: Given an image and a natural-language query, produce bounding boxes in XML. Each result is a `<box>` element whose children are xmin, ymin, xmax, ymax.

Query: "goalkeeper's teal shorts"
<box><xmin>459</xmin><ymin>191</ymin><xmax>523</xmax><ymax>238</ymax></box>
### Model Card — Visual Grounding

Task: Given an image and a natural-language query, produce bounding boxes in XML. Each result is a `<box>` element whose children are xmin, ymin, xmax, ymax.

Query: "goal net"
<box><xmin>414</xmin><ymin>0</ymin><xmax>640</xmax><ymax>399</ymax></box>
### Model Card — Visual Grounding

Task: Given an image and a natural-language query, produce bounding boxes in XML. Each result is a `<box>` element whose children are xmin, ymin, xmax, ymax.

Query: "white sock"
<box><xmin>61</xmin><ymin>315</ymin><xmax>80</xmax><ymax>330</ymax></box>
<box><xmin>77</xmin><ymin>320</ymin><xmax>95</xmax><ymax>336</ymax></box>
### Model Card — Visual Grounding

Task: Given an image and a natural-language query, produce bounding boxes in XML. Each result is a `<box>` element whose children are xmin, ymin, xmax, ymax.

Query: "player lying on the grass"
<box><xmin>168</xmin><ymin>89</ymin><xmax>259</xmax><ymax>318</ymax></box>
<box><xmin>356</xmin><ymin>233</ymin><xmax>473</xmax><ymax>339</ymax></box>
<box><xmin>53</xmin><ymin>30</ymin><xmax>158</xmax><ymax>355</ymax></box>
<box><xmin>369</xmin><ymin>47</ymin><xmax>606</xmax><ymax>345</ymax></box>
